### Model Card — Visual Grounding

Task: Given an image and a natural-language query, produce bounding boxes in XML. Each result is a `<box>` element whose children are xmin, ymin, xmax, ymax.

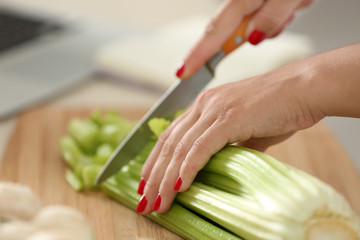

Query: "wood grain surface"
<box><xmin>1</xmin><ymin>106</ymin><xmax>360</xmax><ymax>239</ymax></box>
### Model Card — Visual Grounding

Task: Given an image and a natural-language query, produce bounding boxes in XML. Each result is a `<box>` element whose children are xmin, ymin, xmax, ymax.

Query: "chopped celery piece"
<box><xmin>82</xmin><ymin>164</ymin><xmax>103</xmax><ymax>190</ymax></box>
<box><xmin>102</xmin><ymin>109</ymin><xmax>130</xmax><ymax>126</ymax></box>
<box><xmin>59</xmin><ymin>135</ymin><xmax>82</xmax><ymax>168</ymax></box>
<box><xmin>99</xmin><ymin>124</ymin><xmax>129</xmax><ymax>147</ymax></box>
<box><xmin>68</xmin><ymin>118</ymin><xmax>99</xmax><ymax>154</ymax></box>
<box><xmin>90</xmin><ymin>109</ymin><xmax>102</xmax><ymax>125</ymax></box>
<box><xmin>94</xmin><ymin>143</ymin><xmax>114</xmax><ymax>165</ymax></box>
<box><xmin>66</xmin><ymin>168</ymin><xmax>84</xmax><ymax>192</ymax></box>
<box><xmin>148</xmin><ymin>118</ymin><xmax>170</xmax><ymax>138</ymax></box>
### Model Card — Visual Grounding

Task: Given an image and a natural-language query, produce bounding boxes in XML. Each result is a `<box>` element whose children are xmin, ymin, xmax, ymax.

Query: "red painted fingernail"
<box><xmin>175</xmin><ymin>63</ymin><xmax>185</xmax><ymax>78</ymax></box>
<box><xmin>137</xmin><ymin>178</ymin><xmax>146</xmax><ymax>195</ymax></box>
<box><xmin>173</xmin><ymin>176</ymin><xmax>182</xmax><ymax>191</ymax></box>
<box><xmin>136</xmin><ymin>195</ymin><xmax>147</xmax><ymax>213</ymax></box>
<box><xmin>152</xmin><ymin>193</ymin><xmax>161</xmax><ymax>211</ymax></box>
<box><xmin>248</xmin><ymin>30</ymin><xmax>266</xmax><ymax>45</ymax></box>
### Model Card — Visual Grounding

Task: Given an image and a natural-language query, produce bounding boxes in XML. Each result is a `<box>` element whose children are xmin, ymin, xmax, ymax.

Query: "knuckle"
<box><xmin>159</xmin><ymin>177</ymin><xmax>173</xmax><ymax>190</ymax></box>
<box><xmin>204</xmin><ymin>17</ymin><xmax>220</xmax><ymax>38</ymax></box>
<box><xmin>141</xmin><ymin>161</ymin><xmax>151</xmax><ymax>176</ymax></box>
<box><xmin>182</xmin><ymin>160</ymin><xmax>199</xmax><ymax>174</ymax></box>
<box><xmin>145</xmin><ymin>175</ymin><xmax>157</xmax><ymax>191</ymax></box>
<box><xmin>216</xmin><ymin>106</ymin><xmax>235</xmax><ymax>123</ymax></box>
<box><xmin>173</xmin><ymin>141</ymin><xmax>187</xmax><ymax>161</ymax></box>
<box><xmin>259</xmin><ymin>9</ymin><xmax>284</xmax><ymax>32</ymax></box>
<box><xmin>192</xmin><ymin>136</ymin><xmax>208</xmax><ymax>155</ymax></box>
<box><xmin>159</xmin><ymin>139</ymin><xmax>175</xmax><ymax>159</ymax></box>
<box><xmin>197</xmin><ymin>89</ymin><xmax>218</xmax><ymax>106</ymax></box>
<box><xmin>157</xmin><ymin>130</ymin><xmax>169</xmax><ymax>146</ymax></box>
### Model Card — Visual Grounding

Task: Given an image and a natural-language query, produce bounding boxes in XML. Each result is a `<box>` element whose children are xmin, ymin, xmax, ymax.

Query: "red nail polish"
<box><xmin>136</xmin><ymin>195</ymin><xmax>147</xmax><ymax>213</ymax></box>
<box><xmin>152</xmin><ymin>193</ymin><xmax>161</xmax><ymax>211</ymax></box>
<box><xmin>173</xmin><ymin>176</ymin><xmax>182</xmax><ymax>191</ymax></box>
<box><xmin>175</xmin><ymin>63</ymin><xmax>185</xmax><ymax>78</ymax></box>
<box><xmin>137</xmin><ymin>178</ymin><xmax>146</xmax><ymax>195</ymax></box>
<box><xmin>248</xmin><ymin>30</ymin><xmax>266</xmax><ymax>45</ymax></box>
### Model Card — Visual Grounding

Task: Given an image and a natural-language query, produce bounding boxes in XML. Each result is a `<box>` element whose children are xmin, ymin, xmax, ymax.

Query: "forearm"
<box><xmin>302</xmin><ymin>43</ymin><xmax>360</xmax><ymax>119</ymax></box>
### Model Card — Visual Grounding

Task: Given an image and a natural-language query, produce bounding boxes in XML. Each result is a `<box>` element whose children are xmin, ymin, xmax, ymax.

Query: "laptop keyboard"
<box><xmin>0</xmin><ymin>10</ymin><xmax>62</xmax><ymax>53</ymax></box>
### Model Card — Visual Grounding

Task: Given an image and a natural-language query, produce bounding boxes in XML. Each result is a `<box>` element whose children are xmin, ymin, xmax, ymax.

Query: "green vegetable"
<box><xmin>94</xmin><ymin>143</ymin><xmax>114</xmax><ymax>165</ymax></box>
<box><xmin>148</xmin><ymin>118</ymin><xmax>171</xmax><ymax>138</ymax></box>
<box><xmin>82</xmin><ymin>164</ymin><xmax>103</xmax><ymax>190</ymax></box>
<box><xmin>60</xmin><ymin>110</ymin><xmax>134</xmax><ymax>190</ymax></box>
<box><xmin>65</xmin><ymin>169</ymin><xmax>84</xmax><ymax>192</ymax></box>
<box><xmin>68</xmin><ymin>119</ymin><xmax>99</xmax><ymax>154</ymax></box>
<box><xmin>60</xmin><ymin>110</ymin><xmax>360</xmax><ymax>240</ymax></box>
<box><xmin>60</xmin><ymin>136</ymin><xmax>82</xmax><ymax>168</ymax></box>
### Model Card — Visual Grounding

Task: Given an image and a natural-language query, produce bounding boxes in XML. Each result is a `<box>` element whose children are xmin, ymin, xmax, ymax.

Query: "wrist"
<box><xmin>304</xmin><ymin>44</ymin><xmax>360</xmax><ymax>118</ymax></box>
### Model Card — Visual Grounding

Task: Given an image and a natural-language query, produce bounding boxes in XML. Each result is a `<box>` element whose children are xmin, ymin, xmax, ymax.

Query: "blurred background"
<box><xmin>0</xmin><ymin>0</ymin><xmax>359</xmax><ymax>171</ymax></box>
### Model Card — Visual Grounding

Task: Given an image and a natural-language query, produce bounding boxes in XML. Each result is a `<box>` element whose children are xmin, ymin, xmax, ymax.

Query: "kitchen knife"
<box><xmin>96</xmin><ymin>15</ymin><xmax>252</xmax><ymax>184</ymax></box>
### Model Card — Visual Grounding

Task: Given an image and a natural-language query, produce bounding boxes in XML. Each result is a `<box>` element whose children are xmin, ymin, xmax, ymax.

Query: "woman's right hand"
<box><xmin>175</xmin><ymin>0</ymin><xmax>313</xmax><ymax>79</ymax></box>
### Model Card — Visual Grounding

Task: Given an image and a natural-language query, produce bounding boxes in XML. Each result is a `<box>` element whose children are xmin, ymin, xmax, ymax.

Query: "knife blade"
<box><xmin>96</xmin><ymin>15</ymin><xmax>252</xmax><ymax>184</ymax></box>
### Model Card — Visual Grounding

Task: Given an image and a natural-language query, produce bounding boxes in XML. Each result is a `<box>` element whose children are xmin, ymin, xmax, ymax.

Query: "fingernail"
<box><xmin>152</xmin><ymin>193</ymin><xmax>161</xmax><ymax>211</ymax></box>
<box><xmin>173</xmin><ymin>176</ymin><xmax>182</xmax><ymax>191</ymax></box>
<box><xmin>137</xmin><ymin>178</ymin><xmax>146</xmax><ymax>195</ymax></box>
<box><xmin>175</xmin><ymin>62</ymin><xmax>185</xmax><ymax>78</ymax></box>
<box><xmin>136</xmin><ymin>195</ymin><xmax>147</xmax><ymax>213</ymax></box>
<box><xmin>248</xmin><ymin>30</ymin><xmax>266</xmax><ymax>45</ymax></box>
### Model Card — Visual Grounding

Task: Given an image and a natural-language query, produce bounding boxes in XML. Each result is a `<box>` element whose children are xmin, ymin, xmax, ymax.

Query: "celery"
<box><xmin>65</xmin><ymin>169</ymin><xmax>84</xmax><ymax>192</ymax></box>
<box><xmin>148</xmin><ymin>118</ymin><xmax>170</xmax><ymax>138</ymax></box>
<box><xmin>60</xmin><ymin>136</ymin><xmax>82</xmax><ymax>168</ymax></box>
<box><xmin>82</xmin><ymin>164</ymin><xmax>103</xmax><ymax>190</ymax></box>
<box><xmin>68</xmin><ymin>118</ymin><xmax>99</xmax><ymax>154</ymax></box>
<box><xmin>61</xmin><ymin>110</ymin><xmax>134</xmax><ymax>192</ymax></box>
<box><xmin>101</xmin><ymin>159</ymin><xmax>242</xmax><ymax>240</ymax></box>
<box><xmin>93</xmin><ymin>143</ymin><xmax>114</xmax><ymax>165</ymax></box>
<box><xmin>60</xmin><ymin>110</ymin><xmax>360</xmax><ymax>240</ymax></box>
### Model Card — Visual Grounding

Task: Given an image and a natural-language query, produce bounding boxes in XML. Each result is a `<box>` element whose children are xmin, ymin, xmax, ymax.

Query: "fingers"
<box><xmin>247</xmin><ymin>0</ymin><xmax>304</xmax><ymax>44</ymax></box>
<box><xmin>176</xmin><ymin>120</ymin><xmax>230</xmax><ymax>192</ymax></box>
<box><xmin>176</xmin><ymin>0</ymin><xmax>263</xmax><ymax>79</ymax></box>
<box><xmin>137</xmin><ymin>109</ymin><xmax>214</xmax><ymax>215</ymax></box>
<box><xmin>153</xmin><ymin>115</ymin><xmax>218</xmax><ymax>213</ymax></box>
<box><xmin>176</xmin><ymin>0</ymin><xmax>314</xmax><ymax>79</ymax></box>
<box><xmin>137</xmin><ymin>103</ymin><xmax>233</xmax><ymax>214</ymax></box>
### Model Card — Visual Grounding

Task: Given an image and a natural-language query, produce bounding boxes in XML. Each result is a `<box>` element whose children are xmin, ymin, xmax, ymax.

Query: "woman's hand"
<box><xmin>136</xmin><ymin>43</ymin><xmax>360</xmax><ymax>215</ymax></box>
<box><xmin>175</xmin><ymin>0</ymin><xmax>313</xmax><ymax>79</ymax></box>
<box><xmin>137</xmin><ymin>57</ymin><xmax>322</xmax><ymax>215</ymax></box>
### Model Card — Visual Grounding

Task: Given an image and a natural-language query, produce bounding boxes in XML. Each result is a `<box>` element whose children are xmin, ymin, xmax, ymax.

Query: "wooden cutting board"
<box><xmin>1</xmin><ymin>106</ymin><xmax>360</xmax><ymax>239</ymax></box>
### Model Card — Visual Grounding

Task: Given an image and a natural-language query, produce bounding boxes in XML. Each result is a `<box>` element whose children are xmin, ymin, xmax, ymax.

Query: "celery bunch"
<box><xmin>60</xmin><ymin>110</ymin><xmax>135</xmax><ymax>191</ymax></box>
<box><xmin>60</xmin><ymin>110</ymin><xmax>360</xmax><ymax>239</ymax></box>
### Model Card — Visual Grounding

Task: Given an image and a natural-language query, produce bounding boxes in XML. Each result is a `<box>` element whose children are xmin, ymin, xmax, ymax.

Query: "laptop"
<box><xmin>0</xmin><ymin>3</ymin><xmax>129</xmax><ymax>120</ymax></box>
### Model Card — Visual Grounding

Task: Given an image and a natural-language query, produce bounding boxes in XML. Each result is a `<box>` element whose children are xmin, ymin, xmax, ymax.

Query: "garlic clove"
<box><xmin>0</xmin><ymin>220</ymin><xmax>38</xmax><ymax>240</ymax></box>
<box><xmin>33</xmin><ymin>205</ymin><xmax>93</xmax><ymax>240</ymax></box>
<box><xmin>0</xmin><ymin>182</ymin><xmax>42</xmax><ymax>220</ymax></box>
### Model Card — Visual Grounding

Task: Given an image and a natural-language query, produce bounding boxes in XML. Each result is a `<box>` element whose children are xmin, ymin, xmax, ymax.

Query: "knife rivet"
<box><xmin>235</xmin><ymin>36</ymin><xmax>242</xmax><ymax>45</ymax></box>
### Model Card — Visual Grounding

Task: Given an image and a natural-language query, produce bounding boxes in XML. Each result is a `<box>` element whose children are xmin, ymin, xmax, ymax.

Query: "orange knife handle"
<box><xmin>221</xmin><ymin>15</ymin><xmax>253</xmax><ymax>55</ymax></box>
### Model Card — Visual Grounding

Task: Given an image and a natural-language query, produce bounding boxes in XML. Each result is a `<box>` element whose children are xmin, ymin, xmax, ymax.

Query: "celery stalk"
<box><xmin>60</xmin><ymin>110</ymin><xmax>360</xmax><ymax>240</ymax></box>
<box><xmin>101</xmin><ymin>166</ymin><xmax>242</xmax><ymax>240</ymax></box>
<box><xmin>65</xmin><ymin>169</ymin><xmax>84</xmax><ymax>192</ymax></box>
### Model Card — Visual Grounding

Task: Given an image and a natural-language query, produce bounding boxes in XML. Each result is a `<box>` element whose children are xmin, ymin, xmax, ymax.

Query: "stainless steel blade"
<box><xmin>96</xmin><ymin>65</ymin><xmax>214</xmax><ymax>183</ymax></box>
